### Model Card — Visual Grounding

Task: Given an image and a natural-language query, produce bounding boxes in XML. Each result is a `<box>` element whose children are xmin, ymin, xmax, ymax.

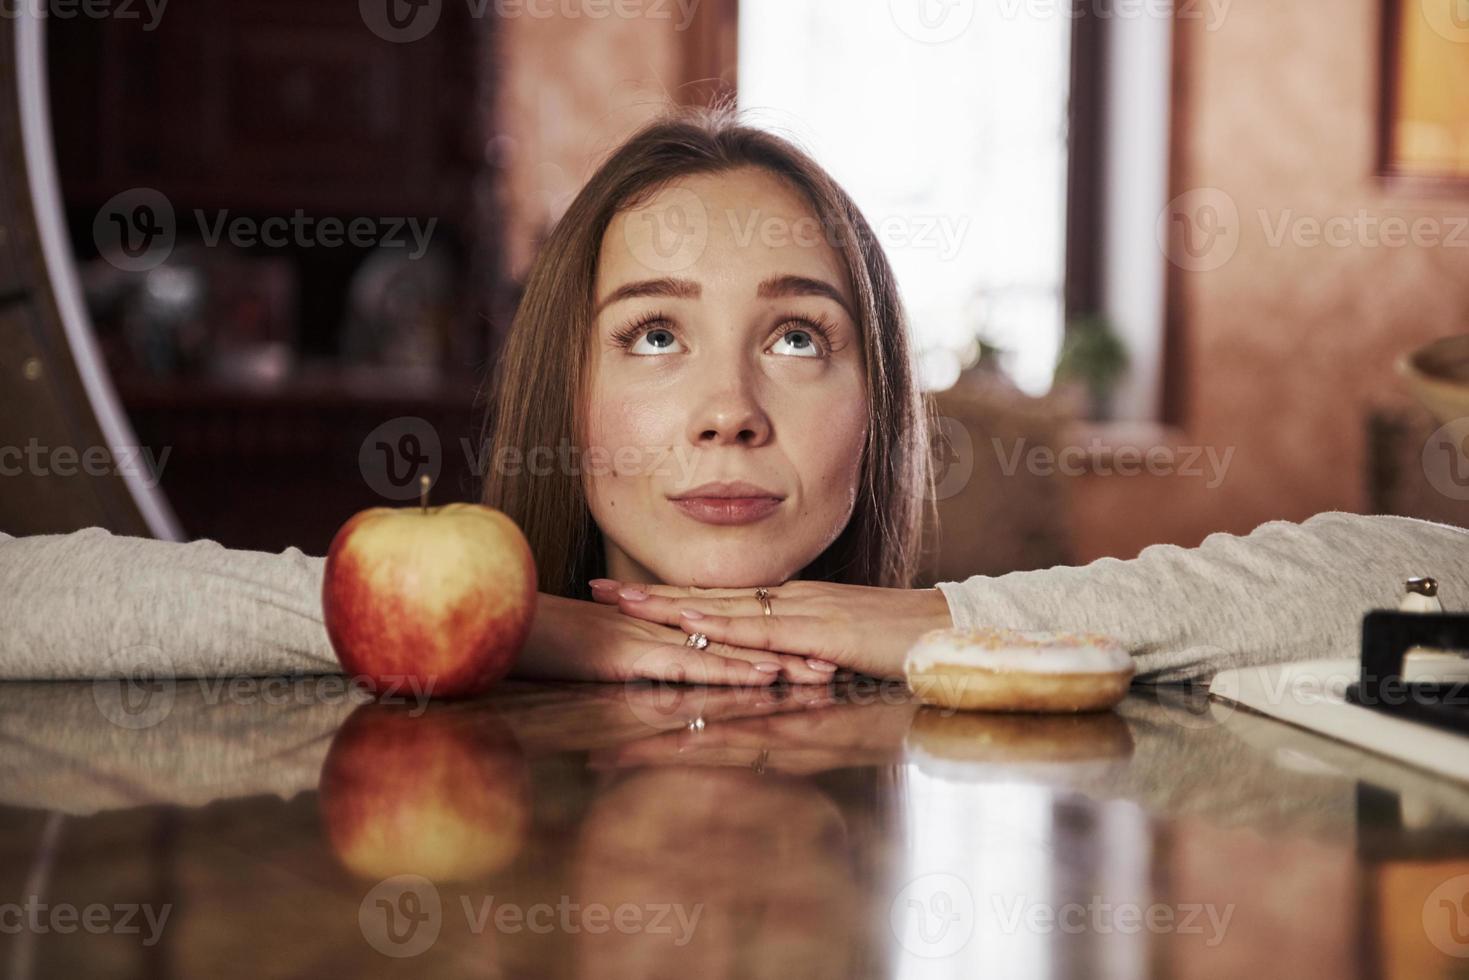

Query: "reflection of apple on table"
<box><xmin>319</xmin><ymin>703</ymin><xmax>531</xmax><ymax>881</ymax></box>
<box><xmin>322</xmin><ymin>475</ymin><xmax>537</xmax><ymax>699</ymax></box>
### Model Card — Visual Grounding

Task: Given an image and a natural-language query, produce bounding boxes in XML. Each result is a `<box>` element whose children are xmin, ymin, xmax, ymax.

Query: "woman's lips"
<box><xmin>670</xmin><ymin>496</ymin><xmax>783</xmax><ymax>526</ymax></box>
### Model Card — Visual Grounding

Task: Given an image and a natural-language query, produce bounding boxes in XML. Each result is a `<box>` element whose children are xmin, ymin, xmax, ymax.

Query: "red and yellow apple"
<box><xmin>320</xmin><ymin>703</ymin><xmax>530</xmax><ymax>881</ymax></box>
<box><xmin>322</xmin><ymin>494</ymin><xmax>537</xmax><ymax>699</ymax></box>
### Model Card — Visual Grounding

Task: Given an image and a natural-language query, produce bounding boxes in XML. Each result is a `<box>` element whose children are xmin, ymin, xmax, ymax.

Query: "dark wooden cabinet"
<box><xmin>119</xmin><ymin>373</ymin><xmax>484</xmax><ymax>554</ymax></box>
<box><xmin>33</xmin><ymin>3</ymin><xmax>497</xmax><ymax>547</ymax></box>
<box><xmin>49</xmin><ymin>0</ymin><xmax>479</xmax><ymax>218</ymax></box>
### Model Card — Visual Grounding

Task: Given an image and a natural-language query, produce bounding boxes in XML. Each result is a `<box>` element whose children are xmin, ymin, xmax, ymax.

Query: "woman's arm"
<box><xmin>0</xmin><ymin>527</ymin><xmax>339</xmax><ymax>679</ymax></box>
<box><xmin>937</xmin><ymin>512</ymin><xmax>1469</xmax><ymax>683</ymax></box>
<box><xmin>0</xmin><ymin>527</ymin><xmax>825</xmax><ymax>684</ymax></box>
<box><xmin>598</xmin><ymin>512</ymin><xmax>1469</xmax><ymax>684</ymax></box>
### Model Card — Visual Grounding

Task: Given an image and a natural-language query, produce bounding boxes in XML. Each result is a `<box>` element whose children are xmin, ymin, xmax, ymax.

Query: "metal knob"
<box><xmin>1406</xmin><ymin>577</ymin><xmax>1439</xmax><ymax>598</ymax></box>
<box><xmin>1400</xmin><ymin>577</ymin><xmax>1443</xmax><ymax>614</ymax></box>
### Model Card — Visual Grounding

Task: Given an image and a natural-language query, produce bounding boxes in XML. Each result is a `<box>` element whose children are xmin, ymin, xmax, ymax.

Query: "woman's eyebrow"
<box><xmin>757</xmin><ymin>275</ymin><xmax>854</xmax><ymax>318</ymax></box>
<box><xmin>593</xmin><ymin>274</ymin><xmax>855</xmax><ymax>318</ymax></box>
<box><xmin>594</xmin><ymin>277</ymin><xmax>700</xmax><ymax>316</ymax></box>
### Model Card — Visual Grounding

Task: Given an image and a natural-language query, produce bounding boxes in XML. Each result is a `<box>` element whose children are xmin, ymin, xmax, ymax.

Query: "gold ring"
<box><xmin>754</xmin><ymin>587</ymin><xmax>772</xmax><ymax>617</ymax></box>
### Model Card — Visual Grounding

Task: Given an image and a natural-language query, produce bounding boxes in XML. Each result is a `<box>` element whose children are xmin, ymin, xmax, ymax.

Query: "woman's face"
<box><xmin>584</xmin><ymin>166</ymin><xmax>868</xmax><ymax>588</ymax></box>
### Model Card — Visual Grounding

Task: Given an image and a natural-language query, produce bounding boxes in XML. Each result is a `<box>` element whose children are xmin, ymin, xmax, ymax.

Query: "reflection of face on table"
<box><xmin>573</xmin><ymin>767</ymin><xmax>861</xmax><ymax>978</ymax></box>
<box><xmin>574</xmin><ymin>695</ymin><xmax>911</xmax><ymax>976</ymax></box>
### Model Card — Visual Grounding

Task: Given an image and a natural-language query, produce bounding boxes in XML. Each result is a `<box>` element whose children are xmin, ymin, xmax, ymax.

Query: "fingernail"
<box><xmin>679</xmin><ymin>609</ymin><xmax>704</xmax><ymax>620</ymax></box>
<box><xmin>753</xmin><ymin>663</ymin><xmax>782</xmax><ymax>673</ymax></box>
<box><xmin>618</xmin><ymin>588</ymin><xmax>648</xmax><ymax>601</ymax></box>
<box><xmin>589</xmin><ymin>579</ymin><xmax>618</xmax><ymax>590</ymax></box>
<box><xmin>806</xmin><ymin>660</ymin><xmax>838</xmax><ymax>672</ymax></box>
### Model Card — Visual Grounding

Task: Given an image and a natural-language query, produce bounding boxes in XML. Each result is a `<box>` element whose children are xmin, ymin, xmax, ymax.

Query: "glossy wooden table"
<box><xmin>0</xmin><ymin>677</ymin><xmax>1467</xmax><ymax>978</ymax></box>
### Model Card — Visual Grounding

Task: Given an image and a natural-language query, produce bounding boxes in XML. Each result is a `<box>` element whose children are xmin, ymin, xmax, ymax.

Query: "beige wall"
<box><xmin>492</xmin><ymin>7</ymin><xmax>736</xmax><ymax>281</ymax></box>
<box><xmin>495</xmin><ymin>14</ymin><xmax>682</xmax><ymax>279</ymax></box>
<box><xmin>1073</xmin><ymin>0</ymin><xmax>1469</xmax><ymax>562</ymax></box>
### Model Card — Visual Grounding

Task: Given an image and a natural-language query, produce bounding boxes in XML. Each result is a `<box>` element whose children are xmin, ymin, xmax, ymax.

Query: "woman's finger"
<box><xmin>702</xmin><ymin>640</ymin><xmax>836</xmax><ymax>685</ymax></box>
<box><xmin>615</xmin><ymin>592</ymin><xmax>768</xmax><ymax>624</ymax></box>
<box><xmin>630</xmin><ymin>645</ymin><xmax>779</xmax><ymax>687</ymax></box>
<box><xmin>675</xmin><ymin>612</ymin><xmax>836</xmax><ymax>661</ymax></box>
<box><xmin>592</xmin><ymin>582</ymin><xmax>839</xmax><ymax>674</ymax></box>
<box><xmin>623</xmin><ymin>596</ymin><xmax>840</xmax><ymax>676</ymax></box>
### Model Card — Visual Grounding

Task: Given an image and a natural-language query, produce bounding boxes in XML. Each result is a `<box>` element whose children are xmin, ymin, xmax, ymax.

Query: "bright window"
<box><xmin>739</xmin><ymin>0</ymin><xmax>1073</xmax><ymax>394</ymax></box>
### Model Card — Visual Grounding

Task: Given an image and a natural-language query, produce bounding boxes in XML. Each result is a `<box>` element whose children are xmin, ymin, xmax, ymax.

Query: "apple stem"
<box><xmin>420</xmin><ymin>474</ymin><xmax>430</xmax><ymax>514</ymax></box>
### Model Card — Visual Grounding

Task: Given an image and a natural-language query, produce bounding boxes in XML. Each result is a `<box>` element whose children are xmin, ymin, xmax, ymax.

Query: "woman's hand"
<box><xmin>514</xmin><ymin>592</ymin><xmax>843</xmax><ymax>685</ymax></box>
<box><xmin>589</xmin><ymin>579</ymin><xmax>954</xmax><ymax>680</ymax></box>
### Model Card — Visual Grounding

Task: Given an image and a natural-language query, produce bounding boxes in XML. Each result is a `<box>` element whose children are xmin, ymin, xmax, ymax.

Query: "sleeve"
<box><xmin>0</xmin><ymin>526</ymin><xmax>341</xmax><ymax>679</ymax></box>
<box><xmin>934</xmin><ymin>511</ymin><xmax>1469</xmax><ymax>685</ymax></box>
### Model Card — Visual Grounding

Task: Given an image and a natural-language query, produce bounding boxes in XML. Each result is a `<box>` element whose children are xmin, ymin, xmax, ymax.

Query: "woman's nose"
<box><xmin>687</xmin><ymin>377</ymin><xmax>773</xmax><ymax>448</ymax></box>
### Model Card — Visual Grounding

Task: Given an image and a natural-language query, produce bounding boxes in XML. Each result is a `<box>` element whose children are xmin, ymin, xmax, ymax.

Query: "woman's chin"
<box><xmin>645</xmin><ymin>551</ymin><xmax>806</xmax><ymax>590</ymax></box>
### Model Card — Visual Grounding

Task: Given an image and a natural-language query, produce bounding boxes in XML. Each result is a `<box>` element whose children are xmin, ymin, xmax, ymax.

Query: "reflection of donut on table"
<box><xmin>905</xmin><ymin>627</ymin><xmax>1135</xmax><ymax>713</ymax></box>
<box><xmin>904</xmin><ymin>705</ymin><xmax>1134</xmax><ymax>781</ymax></box>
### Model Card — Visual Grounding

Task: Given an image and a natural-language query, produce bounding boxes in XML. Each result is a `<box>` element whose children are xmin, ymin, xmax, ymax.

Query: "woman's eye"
<box><xmin>769</xmin><ymin>328</ymin><xmax>822</xmax><ymax>358</ymax></box>
<box><xmin>628</xmin><ymin>326</ymin><xmax>685</xmax><ymax>356</ymax></box>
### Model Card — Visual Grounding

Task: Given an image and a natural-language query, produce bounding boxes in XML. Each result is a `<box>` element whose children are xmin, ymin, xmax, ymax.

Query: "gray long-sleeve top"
<box><xmin>2</xmin><ymin>512</ymin><xmax>1466</xmax><ymax>683</ymax></box>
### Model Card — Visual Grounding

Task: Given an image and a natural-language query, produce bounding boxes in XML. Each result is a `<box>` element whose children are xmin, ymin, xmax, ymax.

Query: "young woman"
<box><xmin>475</xmin><ymin>108</ymin><xmax>938</xmax><ymax>683</ymax></box>
<box><xmin>2</xmin><ymin>107</ymin><xmax>1467</xmax><ymax>686</ymax></box>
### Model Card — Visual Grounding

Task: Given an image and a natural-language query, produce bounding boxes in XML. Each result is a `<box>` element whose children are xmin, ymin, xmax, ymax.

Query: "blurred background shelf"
<box><xmin>116</xmin><ymin>367</ymin><xmax>484</xmax><ymax>556</ymax></box>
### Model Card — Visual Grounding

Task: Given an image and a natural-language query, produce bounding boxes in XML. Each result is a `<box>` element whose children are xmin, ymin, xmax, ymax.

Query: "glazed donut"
<box><xmin>904</xmin><ymin>627</ymin><xmax>1134</xmax><ymax>713</ymax></box>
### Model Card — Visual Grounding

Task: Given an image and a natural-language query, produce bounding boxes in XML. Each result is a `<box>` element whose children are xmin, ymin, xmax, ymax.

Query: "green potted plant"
<box><xmin>1055</xmin><ymin>314</ymin><xmax>1130</xmax><ymax>420</ymax></box>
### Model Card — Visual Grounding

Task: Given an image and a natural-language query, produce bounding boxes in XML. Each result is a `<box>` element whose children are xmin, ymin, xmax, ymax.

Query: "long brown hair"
<box><xmin>480</xmin><ymin>106</ymin><xmax>931</xmax><ymax>597</ymax></box>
